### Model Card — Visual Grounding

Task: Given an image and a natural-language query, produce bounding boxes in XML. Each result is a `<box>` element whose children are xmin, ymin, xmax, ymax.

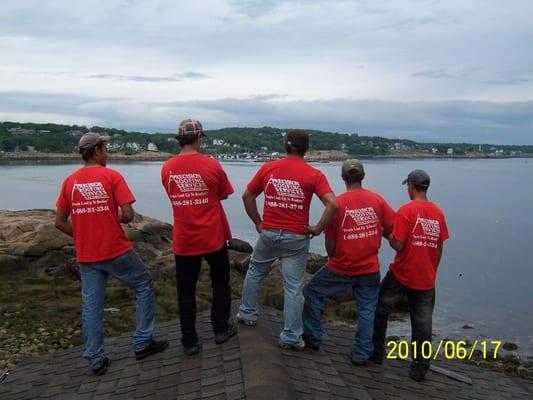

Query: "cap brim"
<box><xmin>402</xmin><ymin>178</ymin><xmax>408</xmax><ymax>185</ymax></box>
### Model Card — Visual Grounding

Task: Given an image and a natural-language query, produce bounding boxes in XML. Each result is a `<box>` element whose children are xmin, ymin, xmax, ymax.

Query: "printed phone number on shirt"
<box><xmin>387</xmin><ymin>340</ymin><xmax>502</xmax><ymax>360</ymax></box>
<box><xmin>172</xmin><ymin>198</ymin><xmax>209</xmax><ymax>207</ymax></box>
<box><xmin>266</xmin><ymin>201</ymin><xmax>303</xmax><ymax>210</ymax></box>
<box><xmin>344</xmin><ymin>229</ymin><xmax>379</xmax><ymax>240</ymax></box>
<box><xmin>71</xmin><ymin>205</ymin><xmax>110</xmax><ymax>215</ymax></box>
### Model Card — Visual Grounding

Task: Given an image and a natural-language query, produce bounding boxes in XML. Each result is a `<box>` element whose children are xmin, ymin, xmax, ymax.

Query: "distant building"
<box><xmin>431</xmin><ymin>147</ymin><xmax>438</xmax><ymax>154</ymax></box>
<box><xmin>126</xmin><ymin>142</ymin><xmax>140</xmax><ymax>151</ymax></box>
<box><xmin>447</xmin><ymin>148</ymin><xmax>454</xmax><ymax>155</ymax></box>
<box><xmin>8</xmin><ymin>128</ymin><xmax>34</xmax><ymax>135</ymax></box>
<box><xmin>147</xmin><ymin>143</ymin><xmax>158</xmax><ymax>152</ymax></box>
<box><xmin>66</xmin><ymin>130</ymin><xmax>84</xmax><ymax>137</ymax></box>
<box><xmin>212</xmin><ymin>139</ymin><xmax>227</xmax><ymax>146</ymax></box>
<box><xmin>38</xmin><ymin>130</ymin><xmax>51</xmax><ymax>134</ymax></box>
<box><xmin>167</xmin><ymin>137</ymin><xmax>177</xmax><ymax>142</ymax></box>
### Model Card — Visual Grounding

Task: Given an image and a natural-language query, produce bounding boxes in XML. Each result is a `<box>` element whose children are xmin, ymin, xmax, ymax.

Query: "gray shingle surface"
<box><xmin>0</xmin><ymin>303</ymin><xmax>531</xmax><ymax>399</ymax></box>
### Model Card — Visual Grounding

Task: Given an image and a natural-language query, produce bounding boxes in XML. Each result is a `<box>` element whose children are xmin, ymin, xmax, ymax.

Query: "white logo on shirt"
<box><xmin>71</xmin><ymin>181</ymin><xmax>109</xmax><ymax>201</ymax></box>
<box><xmin>341</xmin><ymin>207</ymin><xmax>379</xmax><ymax>228</ymax></box>
<box><xmin>412</xmin><ymin>215</ymin><xmax>440</xmax><ymax>238</ymax></box>
<box><xmin>265</xmin><ymin>176</ymin><xmax>305</xmax><ymax>199</ymax></box>
<box><xmin>168</xmin><ymin>173</ymin><xmax>208</xmax><ymax>193</ymax></box>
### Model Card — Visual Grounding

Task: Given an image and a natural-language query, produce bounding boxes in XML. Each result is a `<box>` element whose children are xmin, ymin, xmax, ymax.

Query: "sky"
<box><xmin>1</xmin><ymin>0</ymin><xmax>532</xmax><ymax>144</ymax></box>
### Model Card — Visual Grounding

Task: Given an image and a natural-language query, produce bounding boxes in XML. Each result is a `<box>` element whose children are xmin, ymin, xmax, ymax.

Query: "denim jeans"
<box><xmin>174</xmin><ymin>244</ymin><xmax>231</xmax><ymax>347</ymax></box>
<box><xmin>239</xmin><ymin>229</ymin><xmax>310</xmax><ymax>345</ymax></box>
<box><xmin>79</xmin><ymin>250</ymin><xmax>155</xmax><ymax>369</ymax></box>
<box><xmin>373</xmin><ymin>270</ymin><xmax>435</xmax><ymax>371</ymax></box>
<box><xmin>303</xmin><ymin>267</ymin><xmax>380</xmax><ymax>361</ymax></box>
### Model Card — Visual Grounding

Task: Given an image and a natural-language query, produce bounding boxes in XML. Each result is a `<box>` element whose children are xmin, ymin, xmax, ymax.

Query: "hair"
<box><xmin>284</xmin><ymin>129</ymin><xmax>309</xmax><ymax>156</ymax></box>
<box><xmin>412</xmin><ymin>183</ymin><xmax>429</xmax><ymax>193</ymax></box>
<box><xmin>177</xmin><ymin>133</ymin><xmax>199</xmax><ymax>147</ymax></box>
<box><xmin>342</xmin><ymin>171</ymin><xmax>364</xmax><ymax>185</ymax></box>
<box><xmin>80</xmin><ymin>141</ymin><xmax>105</xmax><ymax>162</ymax></box>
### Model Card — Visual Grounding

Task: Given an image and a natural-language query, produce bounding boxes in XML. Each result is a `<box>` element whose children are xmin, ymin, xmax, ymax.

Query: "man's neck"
<box><xmin>346</xmin><ymin>183</ymin><xmax>363</xmax><ymax>192</ymax></box>
<box><xmin>412</xmin><ymin>193</ymin><xmax>429</xmax><ymax>201</ymax></box>
<box><xmin>180</xmin><ymin>145</ymin><xmax>199</xmax><ymax>154</ymax></box>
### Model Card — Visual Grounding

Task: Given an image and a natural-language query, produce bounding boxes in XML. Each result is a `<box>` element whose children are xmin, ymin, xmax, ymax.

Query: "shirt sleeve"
<box><xmin>217</xmin><ymin>162</ymin><xmax>234</xmax><ymax>198</ymax></box>
<box><xmin>314</xmin><ymin>171</ymin><xmax>333</xmax><ymax>198</ymax></box>
<box><xmin>114</xmin><ymin>173</ymin><xmax>136</xmax><ymax>206</ymax></box>
<box><xmin>246</xmin><ymin>165</ymin><xmax>266</xmax><ymax>194</ymax></box>
<box><xmin>380</xmin><ymin>197</ymin><xmax>396</xmax><ymax>229</ymax></box>
<box><xmin>392</xmin><ymin>208</ymin><xmax>410</xmax><ymax>243</ymax></box>
<box><xmin>55</xmin><ymin>180</ymin><xmax>70</xmax><ymax>213</ymax></box>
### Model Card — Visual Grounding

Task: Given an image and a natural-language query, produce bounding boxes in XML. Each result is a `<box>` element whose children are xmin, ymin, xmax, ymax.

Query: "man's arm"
<box><xmin>387</xmin><ymin>233</ymin><xmax>405</xmax><ymax>252</ymax></box>
<box><xmin>306</xmin><ymin>192</ymin><xmax>338</xmax><ymax>236</ymax></box>
<box><xmin>55</xmin><ymin>209</ymin><xmax>73</xmax><ymax>237</ymax></box>
<box><xmin>382</xmin><ymin>225</ymin><xmax>393</xmax><ymax>239</ymax></box>
<box><xmin>436</xmin><ymin>242</ymin><xmax>444</xmax><ymax>268</ymax></box>
<box><xmin>242</xmin><ymin>189</ymin><xmax>263</xmax><ymax>234</ymax></box>
<box><xmin>325</xmin><ymin>234</ymin><xmax>336</xmax><ymax>259</ymax></box>
<box><xmin>119</xmin><ymin>203</ymin><xmax>135</xmax><ymax>224</ymax></box>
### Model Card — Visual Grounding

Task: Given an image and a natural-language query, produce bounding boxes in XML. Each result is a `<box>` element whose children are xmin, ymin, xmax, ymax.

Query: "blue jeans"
<box><xmin>239</xmin><ymin>229</ymin><xmax>310</xmax><ymax>345</ymax></box>
<box><xmin>373</xmin><ymin>270</ymin><xmax>435</xmax><ymax>371</ymax></box>
<box><xmin>303</xmin><ymin>267</ymin><xmax>380</xmax><ymax>361</ymax></box>
<box><xmin>79</xmin><ymin>250</ymin><xmax>155</xmax><ymax>369</ymax></box>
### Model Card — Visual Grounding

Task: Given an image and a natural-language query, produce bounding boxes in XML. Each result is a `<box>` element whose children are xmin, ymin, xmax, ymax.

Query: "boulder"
<box><xmin>228</xmin><ymin>238</ymin><xmax>253</xmax><ymax>254</ymax></box>
<box><xmin>306</xmin><ymin>253</ymin><xmax>327</xmax><ymax>274</ymax></box>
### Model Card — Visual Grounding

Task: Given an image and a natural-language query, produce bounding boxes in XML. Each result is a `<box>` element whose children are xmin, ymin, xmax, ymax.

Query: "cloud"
<box><xmin>1</xmin><ymin>91</ymin><xmax>532</xmax><ymax>145</ymax></box>
<box><xmin>89</xmin><ymin>72</ymin><xmax>209</xmax><ymax>82</ymax></box>
<box><xmin>412</xmin><ymin>69</ymin><xmax>456</xmax><ymax>80</ymax></box>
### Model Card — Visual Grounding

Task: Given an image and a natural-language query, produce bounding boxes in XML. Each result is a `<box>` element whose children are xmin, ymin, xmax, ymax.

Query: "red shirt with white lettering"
<box><xmin>390</xmin><ymin>200</ymin><xmax>449</xmax><ymax>290</ymax></box>
<box><xmin>56</xmin><ymin>166</ymin><xmax>135</xmax><ymax>263</ymax></box>
<box><xmin>161</xmin><ymin>153</ymin><xmax>234</xmax><ymax>256</ymax></box>
<box><xmin>247</xmin><ymin>156</ymin><xmax>333</xmax><ymax>234</ymax></box>
<box><xmin>325</xmin><ymin>189</ymin><xmax>395</xmax><ymax>276</ymax></box>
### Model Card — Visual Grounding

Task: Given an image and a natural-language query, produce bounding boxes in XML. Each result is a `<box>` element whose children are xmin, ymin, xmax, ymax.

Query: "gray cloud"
<box><xmin>412</xmin><ymin>69</ymin><xmax>457</xmax><ymax>80</ymax></box>
<box><xmin>1</xmin><ymin>91</ymin><xmax>531</xmax><ymax>145</ymax></box>
<box><xmin>89</xmin><ymin>72</ymin><xmax>209</xmax><ymax>82</ymax></box>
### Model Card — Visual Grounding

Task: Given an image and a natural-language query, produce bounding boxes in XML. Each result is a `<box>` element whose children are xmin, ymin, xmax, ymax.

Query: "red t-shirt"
<box><xmin>390</xmin><ymin>200</ymin><xmax>450</xmax><ymax>290</ymax></box>
<box><xmin>325</xmin><ymin>189</ymin><xmax>395</xmax><ymax>276</ymax></box>
<box><xmin>56</xmin><ymin>166</ymin><xmax>135</xmax><ymax>263</ymax></box>
<box><xmin>161</xmin><ymin>153</ymin><xmax>234</xmax><ymax>256</ymax></box>
<box><xmin>247</xmin><ymin>156</ymin><xmax>333</xmax><ymax>234</ymax></box>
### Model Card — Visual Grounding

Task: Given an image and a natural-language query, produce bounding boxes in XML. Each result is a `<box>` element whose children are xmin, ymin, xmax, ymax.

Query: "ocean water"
<box><xmin>1</xmin><ymin>158</ymin><xmax>532</xmax><ymax>354</ymax></box>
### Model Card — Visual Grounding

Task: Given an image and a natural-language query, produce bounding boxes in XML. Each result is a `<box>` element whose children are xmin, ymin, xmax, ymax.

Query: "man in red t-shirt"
<box><xmin>302</xmin><ymin>160</ymin><xmax>395</xmax><ymax>365</ymax></box>
<box><xmin>372</xmin><ymin>169</ymin><xmax>449</xmax><ymax>382</ymax></box>
<box><xmin>55</xmin><ymin>132</ymin><xmax>168</xmax><ymax>376</ymax></box>
<box><xmin>161</xmin><ymin>119</ymin><xmax>235</xmax><ymax>355</ymax></box>
<box><xmin>237</xmin><ymin>129</ymin><xmax>338</xmax><ymax>350</ymax></box>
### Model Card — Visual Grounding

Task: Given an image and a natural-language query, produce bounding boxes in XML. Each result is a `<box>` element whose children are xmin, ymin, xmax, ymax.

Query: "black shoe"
<box><xmin>369</xmin><ymin>353</ymin><xmax>383</xmax><ymax>365</ymax></box>
<box><xmin>92</xmin><ymin>357</ymin><xmax>110</xmax><ymax>376</ymax></box>
<box><xmin>135</xmin><ymin>339</ymin><xmax>169</xmax><ymax>360</ymax></box>
<box><xmin>183</xmin><ymin>343</ymin><xmax>201</xmax><ymax>356</ymax></box>
<box><xmin>350</xmin><ymin>352</ymin><xmax>367</xmax><ymax>367</ymax></box>
<box><xmin>409</xmin><ymin>366</ymin><xmax>427</xmax><ymax>382</ymax></box>
<box><xmin>215</xmin><ymin>323</ymin><xmax>237</xmax><ymax>345</ymax></box>
<box><xmin>302</xmin><ymin>334</ymin><xmax>320</xmax><ymax>350</ymax></box>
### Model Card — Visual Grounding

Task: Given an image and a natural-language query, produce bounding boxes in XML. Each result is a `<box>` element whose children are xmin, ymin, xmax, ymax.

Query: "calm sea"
<box><xmin>1</xmin><ymin>158</ymin><xmax>532</xmax><ymax>354</ymax></box>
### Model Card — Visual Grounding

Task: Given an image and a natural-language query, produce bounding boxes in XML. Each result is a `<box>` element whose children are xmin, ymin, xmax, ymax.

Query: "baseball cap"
<box><xmin>177</xmin><ymin>119</ymin><xmax>206</xmax><ymax>138</ymax></box>
<box><xmin>78</xmin><ymin>132</ymin><xmax>109</xmax><ymax>151</ymax></box>
<box><xmin>285</xmin><ymin>129</ymin><xmax>309</xmax><ymax>149</ymax></box>
<box><xmin>341</xmin><ymin>159</ymin><xmax>365</xmax><ymax>178</ymax></box>
<box><xmin>402</xmin><ymin>169</ymin><xmax>430</xmax><ymax>188</ymax></box>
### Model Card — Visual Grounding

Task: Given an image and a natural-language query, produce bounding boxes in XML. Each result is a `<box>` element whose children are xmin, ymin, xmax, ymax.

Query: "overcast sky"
<box><xmin>1</xmin><ymin>0</ymin><xmax>532</xmax><ymax>144</ymax></box>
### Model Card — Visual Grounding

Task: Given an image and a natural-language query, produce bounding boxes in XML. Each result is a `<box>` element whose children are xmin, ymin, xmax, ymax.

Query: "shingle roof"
<box><xmin>1</xmin><ymin>303</ymin><xmax>532</xmax><ymax>400</ymax></box>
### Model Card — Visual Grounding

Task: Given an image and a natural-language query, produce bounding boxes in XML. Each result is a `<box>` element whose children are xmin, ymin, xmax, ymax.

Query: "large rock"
<box><xmin>0</xmin><ymin>210</ymin><xmax>174</xmax><ymax>275</ymax></box>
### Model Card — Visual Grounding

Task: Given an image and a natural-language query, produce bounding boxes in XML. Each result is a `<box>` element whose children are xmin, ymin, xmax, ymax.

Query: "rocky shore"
<box><xmin>0</xmin><ymin>209</ymin><xmax>530</xmax><ymax>381</ymax></box>
<box><xmin>0</xmin><ymin>209</ymin><xmax>378</xmax><ymax>370</ymax></box>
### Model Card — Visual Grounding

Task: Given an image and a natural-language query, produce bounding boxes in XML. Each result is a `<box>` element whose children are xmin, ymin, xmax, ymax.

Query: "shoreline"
<box><xmin>0</xmin><ymin>151</ymin><xmax>531</xmax><ymax>162</ymax></box>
